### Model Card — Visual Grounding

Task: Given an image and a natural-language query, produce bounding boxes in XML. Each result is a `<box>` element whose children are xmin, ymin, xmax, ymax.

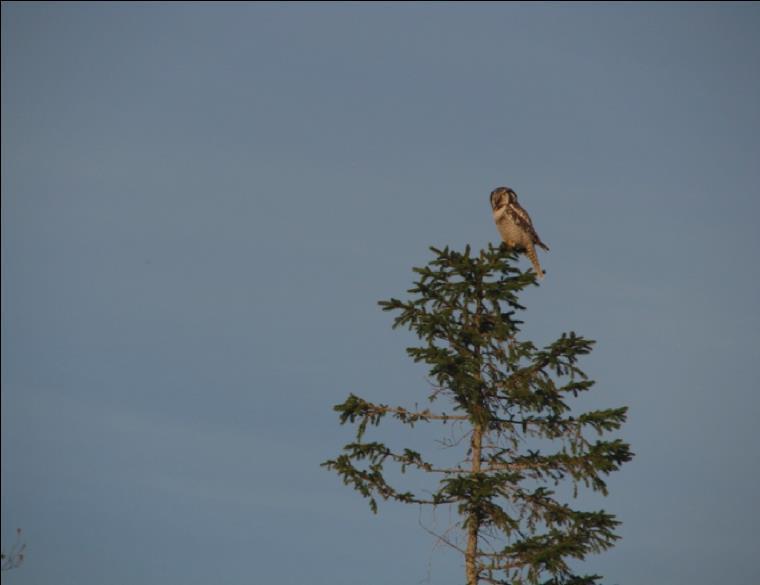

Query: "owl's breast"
<box><xmin>495</xmin><ymin>215</ymin><xmax>530</xmax><ymax>249</ymax></box>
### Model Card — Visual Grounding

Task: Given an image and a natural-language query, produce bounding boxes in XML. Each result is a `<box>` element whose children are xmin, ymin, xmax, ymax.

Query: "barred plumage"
<box><xmin>489</xmin><ymin>186</ymin><xmax>549</xmax><ymax>279</ymax></box>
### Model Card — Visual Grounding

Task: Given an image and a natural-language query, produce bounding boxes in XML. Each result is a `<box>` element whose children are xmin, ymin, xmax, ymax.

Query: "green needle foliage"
<box><xmin>323</xmin><ymin>245</ymin><xmax>633</xmax><ymax>585</ymax></box>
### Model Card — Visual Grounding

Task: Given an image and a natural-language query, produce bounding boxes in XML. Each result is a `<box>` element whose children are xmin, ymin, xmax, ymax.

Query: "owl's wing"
<box><xmin>508</xmin><ymin>202</ymin><xmax>550</xmax><ymax>251</ymax></box>
<box><xmin>508</xmin><ymin>201</ymin><xmax>536</xmax><ymax>230</ymax></box>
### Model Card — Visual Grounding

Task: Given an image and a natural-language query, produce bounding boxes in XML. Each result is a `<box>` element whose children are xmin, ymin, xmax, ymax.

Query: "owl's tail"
<box><xmin>525</xmin><ymin>244</ymin><xmax>545</xmax><ymax>280</ymax></box>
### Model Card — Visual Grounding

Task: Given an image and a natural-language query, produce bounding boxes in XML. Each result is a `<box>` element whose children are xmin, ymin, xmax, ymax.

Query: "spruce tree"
<box><xmin>323</xmin><ymin>245</ymin><xmax>633</xmax><ymax>585</ymax></box>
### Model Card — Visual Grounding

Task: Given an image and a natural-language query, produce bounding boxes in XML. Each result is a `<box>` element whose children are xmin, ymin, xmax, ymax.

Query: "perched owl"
<box><xmin>490</xmin><ymin>186</ymin><xmax>550</xmax><ymax>279</ymax></box>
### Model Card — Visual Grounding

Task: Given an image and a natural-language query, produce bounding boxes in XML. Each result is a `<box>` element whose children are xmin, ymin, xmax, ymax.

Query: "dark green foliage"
<box><xmin>323</xmin><ymin>245</ymin><xmax>633</xmax><ymax>585</ymax></box>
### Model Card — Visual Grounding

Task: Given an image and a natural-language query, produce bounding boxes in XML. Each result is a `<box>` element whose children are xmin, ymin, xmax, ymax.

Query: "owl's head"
<box><xmin>490</xmin><ymin>186</ymin><xmax>517</xmax><ymax>209</ymax></box>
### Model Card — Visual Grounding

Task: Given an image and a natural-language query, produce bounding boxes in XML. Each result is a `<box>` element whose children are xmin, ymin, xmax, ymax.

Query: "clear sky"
<box><xmin>2</xmin><ymin>2</ymin><xmax>759</xmax><ymax>584</ymax></box>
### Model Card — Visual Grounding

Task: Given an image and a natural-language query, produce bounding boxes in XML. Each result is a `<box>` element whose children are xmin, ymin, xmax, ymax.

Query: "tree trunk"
<box><xmin>465</xmin><ymin>422</ymin><xmax>483</xmax><ymax>585</ymax></box>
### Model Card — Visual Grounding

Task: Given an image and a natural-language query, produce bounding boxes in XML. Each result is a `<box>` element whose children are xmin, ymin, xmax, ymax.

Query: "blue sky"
<box><xmin>2</xmin><ymin>2</ymin><xmax>759</xmax><ymax>584</ymax></box>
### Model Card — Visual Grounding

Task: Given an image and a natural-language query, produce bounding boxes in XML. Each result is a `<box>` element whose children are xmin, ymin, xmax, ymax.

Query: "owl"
<box><xmin>490</xmin><ymin>186</ymin><xmax>550</xmax><ymax>279</ymax></box>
